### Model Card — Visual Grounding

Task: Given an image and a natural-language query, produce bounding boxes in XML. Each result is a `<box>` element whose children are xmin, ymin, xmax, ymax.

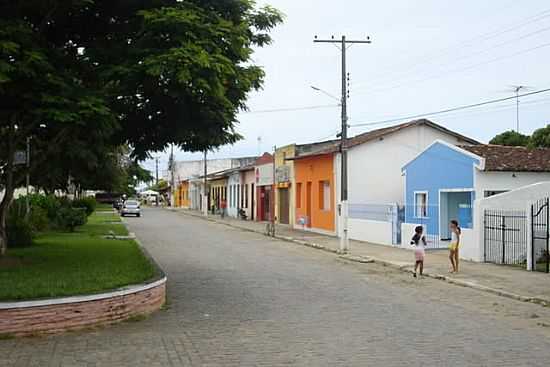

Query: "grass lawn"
<box><xmin>0</xmin><ymin>212</ymin><xmax>156</xmax><ymax>301</ymax></box>
<box><xmin>96</xmin><ymin>202</ymin><xmax>115</xmax><ymax>211</ymax></box>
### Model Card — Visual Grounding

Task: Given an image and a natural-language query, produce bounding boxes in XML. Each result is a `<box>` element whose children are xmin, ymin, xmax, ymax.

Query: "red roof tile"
<box><xmin>460</xmin><ymin>145</ymin><xmax>550</xmax><ymax>172</ymax></box>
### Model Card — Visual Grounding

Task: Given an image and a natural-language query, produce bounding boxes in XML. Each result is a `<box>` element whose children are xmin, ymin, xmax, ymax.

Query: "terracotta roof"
<box><xmin>290</xmin><ymin>119</ymin><xmax>478</xmax><ymax>160</ymax></box>
<box><xmin>460</xmin><ymin>145</ymin><xmax>550</xmax><ymax>172</ymax></box>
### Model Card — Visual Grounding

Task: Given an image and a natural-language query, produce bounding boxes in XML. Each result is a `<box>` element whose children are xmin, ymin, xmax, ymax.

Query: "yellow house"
<box><xmin>209</xmin><ymin>176</ymin><xmax>228</xmax><ymax>211</ymax></box>
<box><xmin>175</xmin><ymin>180</ymin><xmax>190</xmax><ymax>208</ymax></box>
<box><xmin>274</xmin><ymin>145</ymin><xmax>296</xmax><ymax>225</ymax></box>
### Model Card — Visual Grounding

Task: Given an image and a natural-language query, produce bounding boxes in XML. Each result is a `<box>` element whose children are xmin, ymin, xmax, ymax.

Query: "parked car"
<box><xmin>121</xmin><ymin>200</ymin><xmax>141</xmax><ymax>217</ymax></box>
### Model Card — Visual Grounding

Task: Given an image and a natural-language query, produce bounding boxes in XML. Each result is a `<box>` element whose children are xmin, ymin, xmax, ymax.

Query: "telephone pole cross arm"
<box><xmin>314</xmin><ymin>35</ymin><xmax>371</xmax><ymax>253</ymax></box>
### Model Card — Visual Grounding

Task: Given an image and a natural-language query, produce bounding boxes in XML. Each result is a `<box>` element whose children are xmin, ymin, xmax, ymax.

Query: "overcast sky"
<box><xmin>145</xmin><ymin>0</ymin><xmax>550</xmax><ymax>174</ymax></box>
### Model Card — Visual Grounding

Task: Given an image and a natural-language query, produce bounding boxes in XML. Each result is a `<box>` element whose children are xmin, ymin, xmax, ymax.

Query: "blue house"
<box><xmin>402</xmin><ymin>140</ymin><xmax>481</xmax><ymax>242</ymax></box>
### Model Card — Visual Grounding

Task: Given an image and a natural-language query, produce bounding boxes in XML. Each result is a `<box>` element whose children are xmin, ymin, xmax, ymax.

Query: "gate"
<box><xmin>531</xmin><ymin>198</ymin><xmax>549</xmax><ymax>273</ymax></box>
<box><xmin>484</xmin><ymin>209</ymin><xmax>527</xmax><ymax>266</ymax></box>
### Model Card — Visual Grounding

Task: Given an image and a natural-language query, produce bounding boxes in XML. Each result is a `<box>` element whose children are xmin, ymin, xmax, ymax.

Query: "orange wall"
<box><xmin>294</xmin><ymin>154</ymin><xmax>335</xmax><ymax>232</ymax></box>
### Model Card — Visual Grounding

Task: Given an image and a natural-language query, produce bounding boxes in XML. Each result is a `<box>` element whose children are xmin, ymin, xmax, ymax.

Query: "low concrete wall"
<box><xmin>0</xmin><ymin>277</ymin><xmax>166</xmax><ymax>337</ymax></box>
<box><xmin>349</xmin><ymin>218</ymin><xmax>393</xmax><ymax>246</ymax></box>
<box><xmin>458</xmin><ymin>228</ymin><xmax>480</xmax><ymax>262</ymax></box>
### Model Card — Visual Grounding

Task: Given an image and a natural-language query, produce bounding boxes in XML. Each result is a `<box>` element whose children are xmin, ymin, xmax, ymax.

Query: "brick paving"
<box><xmin>2</xmin><ymin>207</ymin><xmax>550</xmax><ymax>366</ymax></box>
<box><xmin>179</xmin><ymin>209</ymin><xmax>550</xmax><ymax>304</ymax></box>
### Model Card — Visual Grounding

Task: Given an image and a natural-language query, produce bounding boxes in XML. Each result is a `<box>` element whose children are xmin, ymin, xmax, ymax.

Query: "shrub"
<box><xmin>6</xmin><ymin>200</ymin><xmax>34</xmax><ymax>248</ymax></box>
<box><xmin>56</xmin><ymin>207</ymin><xmax>87</xmax><ymax>232</ymax></box>
<box><xmin>27</xmin><ymin>194</ymin><xmax>63</xmax><ymax>222</ymax></box>
<box><xmin>7</xmin><ymin>217</ymin><xmax>33</xmax><ymax>248</ymax></box>
<box><xmin>72</xmin><ymin>197</ymin><xmax>97</xmax><ymax>216</ymax></box>
<box><xmin>28</xmin><ymin>206</ymin><xmax>49</xmax><ymax>232</ymax></box>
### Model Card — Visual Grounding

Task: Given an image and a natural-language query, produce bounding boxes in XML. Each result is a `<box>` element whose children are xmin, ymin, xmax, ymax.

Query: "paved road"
<box><xmin>3</xmin><ymin>207</ymin><xmax>550</xmax><ymax>366</ymax></box>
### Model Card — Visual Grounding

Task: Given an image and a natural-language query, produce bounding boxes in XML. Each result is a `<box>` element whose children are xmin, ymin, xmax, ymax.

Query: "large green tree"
<box><xmin>0</xmin><ymin>0</ymin><xmax>283</xmax><ymax>254</ymax></box>
<box><xmin>530</xmin><ymin>124</ymin><xmax>550</xmax><ymax>148</ymax></box>
<box><xmin>489</xmin><ymin>125</ymin><xmax>550</xmax><ymax>148</ymax></box>
<box><xmin>489</xmin><ymin>130</ymin><xmax>530</xmax><ymax>146</ymax></box>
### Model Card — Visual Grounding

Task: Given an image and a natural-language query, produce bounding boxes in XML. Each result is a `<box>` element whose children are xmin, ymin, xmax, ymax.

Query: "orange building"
<box><xmin>293</xmin><ymin>152</ymin><xmax>336</xmax><ymax>233</ymax></box>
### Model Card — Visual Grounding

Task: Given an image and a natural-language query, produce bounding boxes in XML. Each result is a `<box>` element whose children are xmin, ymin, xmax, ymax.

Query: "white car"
<box><xmin>121</xmin><ymin>200</ymin><xmax>141</xmax><ymax>217</ymax></box>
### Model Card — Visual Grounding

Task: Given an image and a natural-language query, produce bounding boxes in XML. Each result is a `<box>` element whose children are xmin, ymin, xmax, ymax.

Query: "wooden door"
<box><xmin>279</xmin><ymin>188</ymin><xmax>290</xmax><ymax>224</ymax></box>
<box><xmin>306</xmin><ymin>182</ymin><xmax>312</xmax><ymax>227</ymax></box>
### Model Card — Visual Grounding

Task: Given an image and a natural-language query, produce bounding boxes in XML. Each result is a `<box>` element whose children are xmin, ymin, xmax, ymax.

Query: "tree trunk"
<box><xmin>0</xmin><ymin>123</ymin><xmax>17</xmax><ymax>256</ymax></box>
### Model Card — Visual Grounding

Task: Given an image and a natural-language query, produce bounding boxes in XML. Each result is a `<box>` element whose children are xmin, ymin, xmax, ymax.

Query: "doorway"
<box><xmin>251</xmin><ymin>183</ymin><xmax>255</xmax><ymax>221</ymax></box>
<box><xmin>279</xmin><ymin>188</ymin><xmax>290</xmax><ymax>224</ymax></box>
<box><xmin>440</xmin><ymin>191</ymin><xmax>473</xmax><ymax>239</ymax></box>
<box><xmin>306</xmin><ymin>182</ymin><xmax>312</xmax><ymax>227</ymax></box>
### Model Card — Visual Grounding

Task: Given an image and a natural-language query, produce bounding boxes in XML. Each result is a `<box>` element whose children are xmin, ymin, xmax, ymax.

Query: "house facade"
<box><xmin>293</xmin><ymin>152</ymin><xmax>337</xmax><ymax>234</ymax></box>
<box><xmin>227</xmin><ymin>169</ymin><xmax>241</xmax><ymax>218</ymax></box>
<box><xmin>240</xmin><ymin>166</ymin><xmax>256</xmax><ymax>221</ymax></box>
<box><xmin>274</xmin><ymin>145</ymin><xmax>296</xmax><ymax>225</ymax></box>
<box><xmin>254</xmin><ymin>153</ymin><xmax>274</xmax><ymax>222</ymax></box>
<box><xmin>402</xmin><ymin>141</ymin><xmax>550</xmax><ymax>244</ymax></box>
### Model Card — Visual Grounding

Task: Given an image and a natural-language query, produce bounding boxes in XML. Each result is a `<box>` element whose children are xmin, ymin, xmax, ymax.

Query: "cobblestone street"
<box><xmin>2</xmin><ymin>207</ymin><xmax>550</xmax><ymax>366</ymax></box>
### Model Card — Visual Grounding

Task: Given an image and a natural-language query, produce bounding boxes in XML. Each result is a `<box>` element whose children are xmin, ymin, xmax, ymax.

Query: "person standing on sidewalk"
<box><xmin>449</xmin><ymin>220</ymin><xmax>461</xmax><ymax>273</ymax></box>
<box><xmin>220</xmin><ymin>199</ymin><xmax>227</xmax><ymax>219</ymax></box>
<box><xmin>410</xmin><ymin>226</ymin><xmax>427</xmax><ymax>278</ymax></box>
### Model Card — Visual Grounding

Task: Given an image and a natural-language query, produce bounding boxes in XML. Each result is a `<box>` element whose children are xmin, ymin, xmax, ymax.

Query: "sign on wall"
<box><xmin>275</xmin><ymin>165</ymin><xmax>290</xmax><ymax>183</ymax></box>
<box><xmin>256</xmin><ymin>163</ymin><xmax>274</xmax><ymax>186</ymax></box>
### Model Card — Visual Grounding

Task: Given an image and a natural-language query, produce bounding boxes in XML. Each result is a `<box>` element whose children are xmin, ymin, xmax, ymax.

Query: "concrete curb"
<box><xmin>175</xmin><ymin>209</ymin><xmax>550</xmax><ymax>308</ymax></box>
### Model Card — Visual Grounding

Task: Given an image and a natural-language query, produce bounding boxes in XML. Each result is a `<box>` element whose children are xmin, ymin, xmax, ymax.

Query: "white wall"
<box><xmin>459</xmin><ymin>229</ymin><xmax>480</xmax><ymax>261</ymax></box>
<box><xmin>349</xmin><ymin>218</ymin><xmax>393</xmax><ymax>246</ymax></box>
<box><xmin>475</xmin><ymin>181</ymin><xmax>550</xmax><ymax>269</ymax></box>
<box><xmin>475</xmin><ymin>171</ymin><xmax>550</xmax><ymax>200</ymax></box>
<box><xmin>227</xmin><ymin>173</ymin><xmax>240</xmax><ymax>218</ymax></box>
<box><xmin>348</xmin><ymin>124</ymin><xmax>473</xmax><ymax>205</ymax></box>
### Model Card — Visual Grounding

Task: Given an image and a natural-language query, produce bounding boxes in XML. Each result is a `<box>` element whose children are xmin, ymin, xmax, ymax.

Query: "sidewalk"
<box><xmin>174</xmin><ymin>208</ymin><xmax>550</xmax><ymax>307</ymax></box>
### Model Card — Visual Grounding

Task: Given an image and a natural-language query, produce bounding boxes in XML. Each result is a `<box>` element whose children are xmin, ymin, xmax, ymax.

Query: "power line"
<box><xmin>349</xmin><ymin>87</ymin><xmax>550</xmax><ymax>128</ymax></box>
<box><xmin>352</xmin><ymin>41</ymin><xmax>550</xmax><ymax>97</ymax></box>
<box><xmin>353</xmin><ymin>8</ymin><xmax>550</xmax><ymax>90</ymax></box>
<box><xmin>242</xmin><ymin>104</ymin><xmax>339</xmax><ymax>114</ymax></box>
<box><xmin>354</xmin><ymin>24</ymin><xmax>550</xmax><ymax>94</ymax></box>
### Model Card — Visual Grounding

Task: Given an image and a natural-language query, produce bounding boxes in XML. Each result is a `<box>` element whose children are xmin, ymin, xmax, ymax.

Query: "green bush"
<box><xmin>27</xmin><ymin>194</ymin><xmax>64</xmax><ymax>222</ymax></box>
<box><xmin>72</xmin><ymin>197</ymin><xmax>97</xmax><ymax>216</ymax></box>
<box><xmin>7</xmin><ymin>217</ymin><xmax>33</xmax><ymax>248</ymax></box>
<box><xmin>6</xmin><ymin>200</ymin><xmax>34</xmax><ymax>248</ymax></box>
<box><xmin>28</xmin><ymin>206</ymin><xmax>49</xmax><ymax>232</ymax></box>
<box><xmin>56</xmin><ymin>207</ymin><xmax>87</xmax><ymax>232</ymax></box>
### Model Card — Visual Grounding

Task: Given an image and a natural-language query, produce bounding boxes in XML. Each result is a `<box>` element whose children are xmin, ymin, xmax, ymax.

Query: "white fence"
<box><xmin>348</xmin><ymin>203</ymin><xmax>402</xmax><ymax>246</ymax></box>
<box><xmin>349</xmin><ymin>218</ymin><xmax>393</xmax><ymax>246</ymax></box>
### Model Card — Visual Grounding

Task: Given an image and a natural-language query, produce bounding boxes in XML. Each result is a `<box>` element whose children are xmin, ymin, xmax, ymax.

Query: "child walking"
<box><xmin>449</xmin><ymin>220</ymin><xmax>461</xmax><ymax>273</ymax></box>
<box><xmin>410</xmin><ymin>226</ymin><xmax>427</xmax><ymax>278</ymax></box>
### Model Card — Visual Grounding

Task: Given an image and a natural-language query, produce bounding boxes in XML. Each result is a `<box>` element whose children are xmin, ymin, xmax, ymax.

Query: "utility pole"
<box><xmin>314</xmin><ymin>35</ymin><xmax>371</xmax><ymax>254</ymax></box>
<box><xmin>203</xmin><ymin>150</ymin><xmax>208</xmax><ymax>216</ymax></box>
<box><xmin>25</xmin><ymin>136</ymin><xmax>31</xmax><ymax>219</ymax></box>
<box><xmin>169</xmin><ymin>145</ymin><xmax>175</xmax><ymax>207</ymax></box>
<box><xmin>155</xmin><ymin>157</ymin><xmax>159</xmax><ymax>206</ymax></box>
<box><xmin>271</xmin><ymin>145</ymin><xmax>277</xmax><ymax>236</ymax></box>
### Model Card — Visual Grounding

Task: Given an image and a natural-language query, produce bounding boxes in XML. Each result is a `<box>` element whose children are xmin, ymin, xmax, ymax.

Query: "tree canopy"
<box><xmin>489</xmin><ymin>125</ymin><xmax>550</xmax><ymax>148</ymax></box>
<box><xmin>489</xmin><ymin>131</ymin><xmax>531</xmax><ymax>147</ymax></box>
<box><xmin>0</xmin><ymin>0</ymin><xmax>283</xmax><ymax>254</ymax></box>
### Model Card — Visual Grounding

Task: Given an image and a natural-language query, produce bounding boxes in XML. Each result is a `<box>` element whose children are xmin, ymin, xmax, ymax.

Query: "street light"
<box><xmin>310</xmin><ymin>85</ymin><xmax>341</xmax><ymax>103</ymax></box>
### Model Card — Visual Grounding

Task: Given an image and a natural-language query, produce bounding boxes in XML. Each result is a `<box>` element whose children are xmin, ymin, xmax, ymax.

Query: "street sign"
<box><xmin>14</xmin><ymin>151</ymin><xmax>27</xmax><ymax>165</ymax></box>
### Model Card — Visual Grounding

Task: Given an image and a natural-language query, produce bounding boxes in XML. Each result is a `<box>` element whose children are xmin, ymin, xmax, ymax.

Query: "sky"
<box><xmin>144</xmin><ymin>0</ymin><xmax>550</xmax><ymax>176</ymax></box>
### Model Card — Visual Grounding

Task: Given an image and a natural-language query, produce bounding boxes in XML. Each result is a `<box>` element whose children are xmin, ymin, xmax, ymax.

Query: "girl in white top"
<box><xmin>449</xmin><ymin>220</ymin><xmax>461</xmax><ymax>273</ymax></box>
<box><xmin>410</xmin><ymin>226</ymin><xmax>427</xmax><ymax>278</ymax></box>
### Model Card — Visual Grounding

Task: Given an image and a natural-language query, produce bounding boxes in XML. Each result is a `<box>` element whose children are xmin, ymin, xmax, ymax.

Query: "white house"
<box><xmin>402</xmin><ymin>141</ymin><xmax>550</xmax><ymax>264</ymax></box>
<box><xmin>342</xmin><ymin>119</ymin><xmax>479</xmax><ymax>245</ymax></box>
